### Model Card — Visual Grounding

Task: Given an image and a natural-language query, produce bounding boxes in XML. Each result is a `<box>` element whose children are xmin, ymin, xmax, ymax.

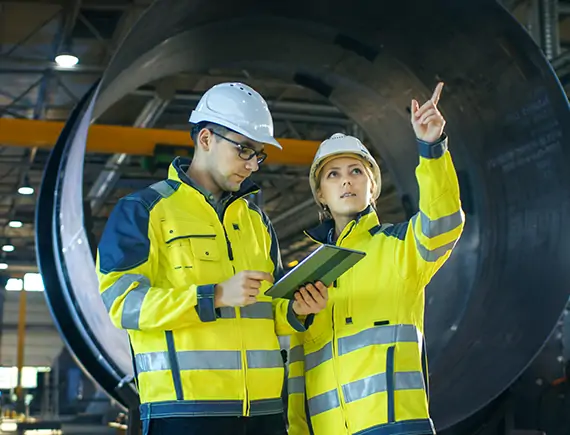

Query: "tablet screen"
<box><xmin>265</xmin><ymin>244</ymin><xmax>366</xmax><ymax>299</ymax></box>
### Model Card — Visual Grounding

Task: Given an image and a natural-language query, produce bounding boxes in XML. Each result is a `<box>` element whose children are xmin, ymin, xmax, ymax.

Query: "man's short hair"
<box><xmin>190</xmin><ymin>122</ymin><xmax>231</xmax><ymax>146</ymax></box>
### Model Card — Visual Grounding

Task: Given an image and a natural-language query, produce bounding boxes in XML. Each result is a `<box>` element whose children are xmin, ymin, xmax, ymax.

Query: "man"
<box><xmin>96</xmin><ymin>82</ymin><xmax>328</xmax><ymax>435</ymax></box>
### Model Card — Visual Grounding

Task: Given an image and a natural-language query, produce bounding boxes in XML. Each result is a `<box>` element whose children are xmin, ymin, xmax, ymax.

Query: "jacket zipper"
<box><xmin>237</xmin><ymin>285</ymin><xmax>249</xmax><ymax>416</ymax></box>
<box><xmin>220</xmin><ymin>208</ymin><xmax>249</xmax><ymax>416</ymax></box>
<box><xmin>334</xmin><ymin>221</ymin><xmax>356</xmax><ymax>433</ymax></box>
<box><xmin>337</xmin><ymin>221</ymin><xmax>356</xmax><ymax>246</ymax></box>
<box><xmin>224</xmin><ymin>229</ymin><xmax>234</xmax><ymax>261</ymax></box>
<box><xmin>336</xmin><ymin>221</ymin><xmax>356</xmax><ymax>324</ymax></box>
<box><xmin>179</xmin><ymin>180</ymin><xmax>258</xmax><ymax>416</ymax></box>
<box><xmin>223</xmin><ymin>227</ymin><xmax>248</xmax><ymax>415</ymax></box>
<box><xmin>331</xmin><ymin>305</ymin><xmax>351</xmax><ymax>433</ymax></box>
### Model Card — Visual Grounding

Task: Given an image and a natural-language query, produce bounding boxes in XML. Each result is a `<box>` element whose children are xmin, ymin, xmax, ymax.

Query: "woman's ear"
<box><xmin>317</xmin><ymin>188</ymin><xmax>325</xmax><ymax>205</ymax></box>
<box><xmin>369</xmin><ymin>179</ymin><xmax>377</xmax><ymax>198</ymax></box>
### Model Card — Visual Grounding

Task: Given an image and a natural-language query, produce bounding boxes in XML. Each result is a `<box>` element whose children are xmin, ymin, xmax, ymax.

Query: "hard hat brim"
<box><xmin>189</xmin><ymin>111</ymin><xmax>282</xmax><ymax>150</ymax></box>
<box><xmin>310</xmin><ymin>150</ymin><xmax>382</xmax><ymax>200</ymax></box>
<box><xmin>313</xmin><ymin>151</ymin><xmax>379</xmax><ymax>180</ymax></box>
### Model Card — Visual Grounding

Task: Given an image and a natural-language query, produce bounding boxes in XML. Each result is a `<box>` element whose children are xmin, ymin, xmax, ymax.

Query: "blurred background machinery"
<box><xmin>0</xmin><ymin>0</ymin><xmax>569</xmax><ymax>434</ymax></box>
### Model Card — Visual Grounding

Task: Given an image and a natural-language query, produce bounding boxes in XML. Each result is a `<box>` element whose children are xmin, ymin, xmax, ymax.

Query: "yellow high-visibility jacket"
<box><xmin>96</xmin><ymin>157</ymin><xmax>309</xmax><ymax>422</ymax></box>
<box><xmin>287</xmin><ymin>136</ymin><xmax>465</xmax><ymax>435</ymax></box>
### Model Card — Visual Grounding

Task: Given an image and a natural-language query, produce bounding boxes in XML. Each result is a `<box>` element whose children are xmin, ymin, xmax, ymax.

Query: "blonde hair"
<box><xmin>315</xmin><ymin>158</ymin><xmax>378</xmax><ymax>222</ymax></box>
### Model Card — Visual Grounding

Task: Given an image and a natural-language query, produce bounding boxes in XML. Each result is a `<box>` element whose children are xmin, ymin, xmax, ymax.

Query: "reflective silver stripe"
<box><xmin>412</xmin><ymin>215</ymin><xmax>458</xmax><ymax>262</ymax></box>
<box><xmin>136</xmin><ymin>350</ymin><xmax>241</xmax><ymax>372</ymax></box>
<box><xmin>135</xmin><ymin>351</ymin><xmax>171</xmax><ymax>373</ymax></box>
<box><xmin>289</xmin><ymin>345</ymin><xmax>304</xmax><ymax>364</ymax></box>
<box><xmin>178</xmin><ymin>350</ymin><xmax>242</xmax><ymax>370</ymax></box>
<box><xmin>101</xmin><ymin>274</ymin><xmax>146</xmax><ymax>312</ymax></box>
<box><xmin>343</xmin><ymin>371</ymin><xmax>386</xmax><ymax>403</ymax></box>
<box><xmin>241</xmin><ymin>302</ymin><xmax>273</xmax><ymax>319</ymax></box>
<box><xmin>247</xmin><ymin>350</ymin><xmax>283</xmax><ymax>368</ymax></box>
<box><xmin>395</xmin><ymin>371</ymin><xmax>425</xmax><ymax>390</ymax></box>
<box><xmin>305</xmin><ymin>342</ymin><xmax>332</xmax><ymax>371</ymax></box>
<box><xmin>121</xmin><ymin>278</ymin><xmax>151</xmax><ymax>329</ymax></box>
<box><xmin>288</xmin><ymin>376</ymin><xmax>305</xmax><ymax>394</ymax></box>
<box><xmin>136</xmin><ymin>349</ymin><xmax>282</xmax><ymax>373</ymax></box>
<box><xmin>308</xmin><ymin>371</ymin><xmax>425</xmax><ymax>416</ymax></box>
<box><xmin>306</xmin><ymin>325</ymin><xmax>420</xmax><ymax>371</ymax></box>
<box><xmin>343</xmin><ymin>371</ymin><xmax>425</xmax><ymax>404</ymax></box>
<box><xmin>217</xmin><ymin>302</ymin><xmax>273</xmax><ymax>319</ymax></box>
<box><xmin>419</xmin><ymin>210</ymin><xmax>463</xmax><ymax>239</ymax></box>
<box><xmin>218</xmin><ymin>307</ymin><xmax>236</xmax><ymax>318</ymax></box>
<box><xmin>150</xmin><ymin>180</ymin><xmax>176</xmax><ymax>198</ymax></box>
<box><xmin>308</xmin><ymin>389</ymin><xmax>340</xmax><ymax>416</ymax></box>
<box><xmin>338</xmin><ymin>324</ymin><xmax>420</xmax><ymax>356</ymax></box>
<box><xmin>135</xmin><ymin>350</ymin><xmax>241</xmax><ymax>373</ymax></box>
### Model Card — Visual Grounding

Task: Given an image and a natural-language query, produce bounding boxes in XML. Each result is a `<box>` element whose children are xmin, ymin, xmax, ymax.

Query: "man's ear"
<box><xmin>197</xmin><ymin>128</ymin><xmax>213</xmax><ymax>152</ymax></box>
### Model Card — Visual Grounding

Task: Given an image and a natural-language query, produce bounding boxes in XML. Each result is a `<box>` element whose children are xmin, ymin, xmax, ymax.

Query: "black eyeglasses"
<box><xmin>210</xmin><ymin>130</ymin><xmax>267</xmax><ymax>165</ymax></box>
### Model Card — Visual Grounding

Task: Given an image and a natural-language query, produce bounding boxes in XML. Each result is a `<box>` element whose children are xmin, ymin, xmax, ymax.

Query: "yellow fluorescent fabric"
<box><xmin>287</xmin><ymin>136</ymin><xmax>465</xmax><ymax>435</ymax></box>
<box><xmin>97</xmin><ymin>157</ymin><xmax>308</xmax><ymax>420</ymax></box>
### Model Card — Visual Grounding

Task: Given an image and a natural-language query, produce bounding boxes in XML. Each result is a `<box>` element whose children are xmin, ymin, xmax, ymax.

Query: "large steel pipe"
<box><xmin>36</xmin><ymin>0</ymin><xmax>570</xmax><ymax>430</ymax></box>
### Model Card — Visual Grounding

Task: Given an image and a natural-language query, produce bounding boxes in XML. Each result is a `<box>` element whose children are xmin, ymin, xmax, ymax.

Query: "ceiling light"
<box><xmin>2</xmin><ymin>245</ymin><xmax>14</xmax><ymax>252</ymax></box>
<box><xmin>55</xmin><ymin>53</ymin><xmax>79</xmax><ymax>68</ymax></box>
<box><xmin>18</xmin><ymin>187</ymin><xmax>34</xmax><ymax>195</ymax></box>
<box><xmin>18</xmin><ymin>176</ymin><xmax>33</xmax><ymax>195</ymax></box>
<box><xmin>0</xmin><ymin>263</ymin><xmax>8</xmax><ymax>270</ymax></box>
<box><xmin>8</xmin><ymin>221</ymin><xmax>22</xmax><ymax>228</ymax></box>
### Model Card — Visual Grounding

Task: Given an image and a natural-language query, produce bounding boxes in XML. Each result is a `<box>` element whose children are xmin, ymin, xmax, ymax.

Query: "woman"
<box><xmin>287</xmin><ymin>82</ymin><xmax>465</xmax><ymax>435</ymax></box>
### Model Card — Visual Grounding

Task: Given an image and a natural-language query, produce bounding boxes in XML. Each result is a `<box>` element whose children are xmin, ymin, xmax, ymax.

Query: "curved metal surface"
<box><xmin>35</xmin><ymin>83</ymin><xmax>138</xmax><ymax>409</ymax></box>
<box><xmin>36</xmin><ymin>0</ymin><xmax>570</xmax><ymax>429</ymax></box>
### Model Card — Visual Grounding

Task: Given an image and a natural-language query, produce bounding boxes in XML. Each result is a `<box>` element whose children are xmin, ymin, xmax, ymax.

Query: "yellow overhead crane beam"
<box><xmin>0</xmin><ymin>119</ymin><xmax>320</xmax><ymax>165</ymax></box>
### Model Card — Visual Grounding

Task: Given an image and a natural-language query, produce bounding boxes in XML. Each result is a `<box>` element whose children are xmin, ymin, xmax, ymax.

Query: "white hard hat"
<box><xmin>309</xmin><ymin>133</ymin><xmax>382</xmax><ymax>202</ymax></box>
<box><xmin>189</xmin><ymin>82</ymin><xmax>282</xmax><ymax>149</ymax></box>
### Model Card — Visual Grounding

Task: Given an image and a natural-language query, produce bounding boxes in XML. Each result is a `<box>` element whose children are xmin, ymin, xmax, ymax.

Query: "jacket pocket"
<box><xmin>386</xmin><ymin>345</ymin><xmax>396</xmax><ymax>423</ymax></box>
<box><xmin>160</xmin><ymin>220</ymin><xmax>219</xmax><ymax>271</ymax></box>
<box><xmin>162</xmin><ymin>220</ymin><xmax>217</xmax><ymax>245</ymax></box>
<box><xmin>189</xmin><ymin>237</ymin><xmax>220</xmax><ymax>261</ymax></box>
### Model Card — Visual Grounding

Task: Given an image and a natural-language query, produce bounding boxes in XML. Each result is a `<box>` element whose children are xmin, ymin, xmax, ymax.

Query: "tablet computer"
<box><xmin>265</xmin><ymin>244</ymin><xmax>366</xmax><ymax>300</ymax></box>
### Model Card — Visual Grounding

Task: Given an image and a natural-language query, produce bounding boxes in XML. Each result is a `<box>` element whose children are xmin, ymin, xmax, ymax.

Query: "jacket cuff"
<box><xmin>286</xmin><ymin>300</ymin><xmax>315</xmax><ymax>332</ymax></box>
<box><xmin>304</xmin><ymin>314</ymin><xmax>315</xmax><ymax>329</ymax></box>
<box><xmin>195</xmin><ymin>284</ymin><xmax>217</xmax><ymax>322</ymax></box>
<box><xmin>417</xmin><ymin>133</ymin><xmax>448</xmax><ymax>159</ymax></box>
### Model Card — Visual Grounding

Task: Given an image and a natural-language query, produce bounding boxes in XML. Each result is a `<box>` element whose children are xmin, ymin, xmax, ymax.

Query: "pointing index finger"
<box><xmin>246</xmin><ymin>270</ymin><xmax>274</xmax><ymax>283</ymax></box>
<box><xmin>431</xmin><ymin>82</ymin><xmax>444</xmax><ymax>106</ymax></box>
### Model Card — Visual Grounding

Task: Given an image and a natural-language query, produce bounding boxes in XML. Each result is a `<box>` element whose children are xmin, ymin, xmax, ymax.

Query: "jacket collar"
<box><xmin>168</xmin><ymin>156</ymin><xmax>259</xmax><ymax>200</ymax></box>
<box><xmin>305</xmin><ymin>205</ymin><xmax>380</xmax><ymax>244</ymax></box>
